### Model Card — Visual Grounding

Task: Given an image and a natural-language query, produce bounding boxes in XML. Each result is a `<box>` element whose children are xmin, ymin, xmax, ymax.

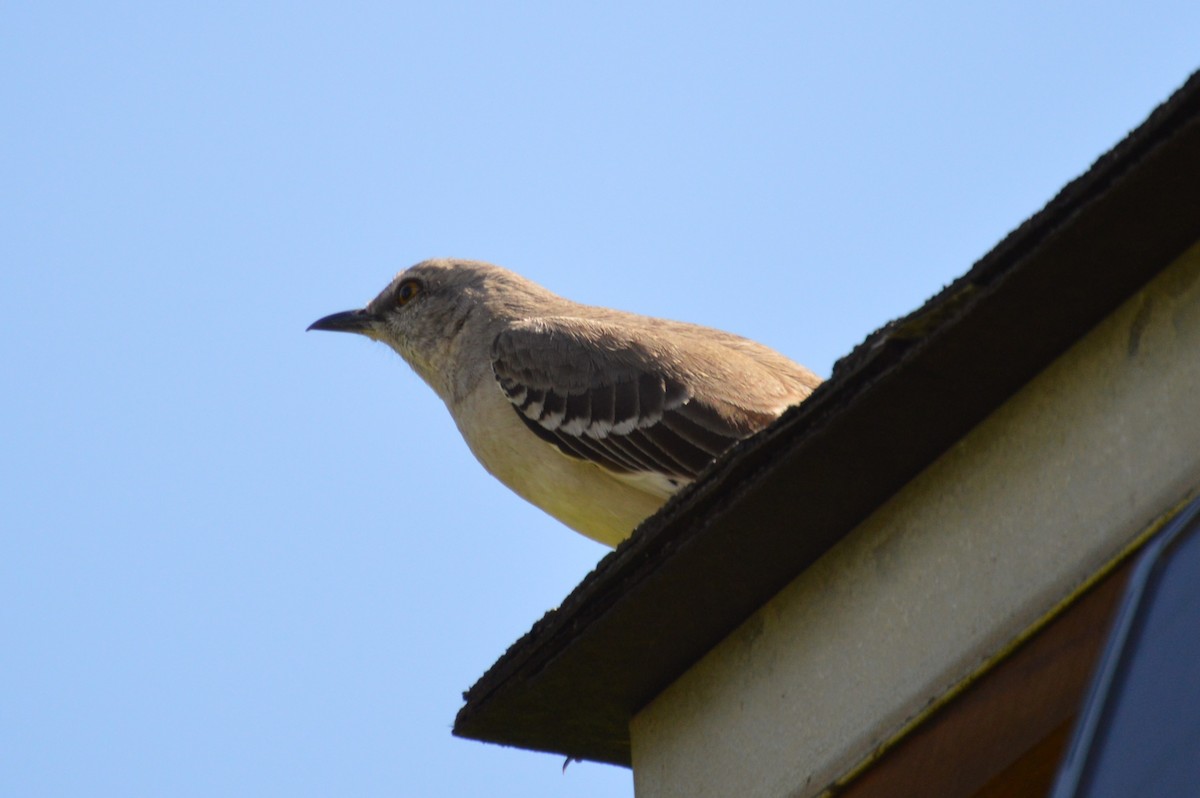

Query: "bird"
<box><xmin>308</xmin><ymin>259</ymin><xmax>821</xmax><ymax>547</ymax></box>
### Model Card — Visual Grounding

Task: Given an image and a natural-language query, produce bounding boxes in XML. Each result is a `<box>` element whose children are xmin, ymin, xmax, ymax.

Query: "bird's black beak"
<box><xmin>307</xmin><ymin>309</ymin><xmax>379</xmax><ymax>335</ymax></box>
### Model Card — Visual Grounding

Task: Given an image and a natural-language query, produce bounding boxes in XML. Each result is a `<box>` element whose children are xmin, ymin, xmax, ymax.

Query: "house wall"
<box><xmin>629</xmin><ymin>241</ymin><xmax>1200</xmax><ymax>798</ymax></box>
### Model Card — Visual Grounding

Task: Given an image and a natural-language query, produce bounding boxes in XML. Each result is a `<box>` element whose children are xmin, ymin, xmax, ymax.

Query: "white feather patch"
<box><xmin>610</xmin><ymin>469</ymin><xmax>689</xmax><ymax>500</ymax></box>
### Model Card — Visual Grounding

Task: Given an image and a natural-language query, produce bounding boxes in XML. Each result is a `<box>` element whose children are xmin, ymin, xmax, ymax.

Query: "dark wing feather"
<box><xmin>491</xmin><ymin>318</ymin><xmax>754</xmax><ymax>481</ymax></box>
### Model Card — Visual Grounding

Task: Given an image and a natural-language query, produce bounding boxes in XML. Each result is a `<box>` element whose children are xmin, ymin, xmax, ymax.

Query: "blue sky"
<box><xmin>2</xmin><ymin>3</ymin><xmax>1197</xmax><ymax>796</ymax></box>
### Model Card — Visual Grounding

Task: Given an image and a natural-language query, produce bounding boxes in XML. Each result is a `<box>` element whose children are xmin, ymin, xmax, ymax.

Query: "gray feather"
<box><xmin>492</xmin><ymin>317</ymin><xmax>765</xmax><ymax>479</ymax></box>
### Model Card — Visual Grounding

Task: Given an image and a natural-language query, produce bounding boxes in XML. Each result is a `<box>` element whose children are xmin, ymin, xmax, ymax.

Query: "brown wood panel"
<box><xmin>974</xmin><ymin>721</ymin><xmax>1073</xmax><ymax>798</ymax></box>
<box><xmin>830</xmin><ymin>562</ymin><xmax>1132</xmax><ymax>798</ymax></box>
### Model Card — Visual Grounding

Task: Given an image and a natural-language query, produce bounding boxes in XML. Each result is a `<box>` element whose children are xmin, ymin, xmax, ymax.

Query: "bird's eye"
<box><xmin>396</xmin><ymin>279</ymin><xmax>422</xmax><ymax>306</ymax></box>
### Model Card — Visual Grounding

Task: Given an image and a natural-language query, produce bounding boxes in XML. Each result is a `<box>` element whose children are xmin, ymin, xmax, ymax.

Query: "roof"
<box><xmin>453</xmin><ymin>69</ymin><xmax>1200</xmax><ymax>766</ymax></box>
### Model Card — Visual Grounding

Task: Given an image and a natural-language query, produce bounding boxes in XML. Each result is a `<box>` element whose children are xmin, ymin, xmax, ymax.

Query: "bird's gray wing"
<box><xmin>491</xmin><ymin>317</ymin><xmax>774</xmax><ymax>483</ymax></box>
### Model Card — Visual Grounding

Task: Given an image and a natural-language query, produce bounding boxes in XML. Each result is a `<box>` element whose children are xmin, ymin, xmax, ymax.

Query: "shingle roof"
<box><xmin>454</xmin><ymin>69</ymin><xmax>1200</xmax><ymax>767</ymax></box>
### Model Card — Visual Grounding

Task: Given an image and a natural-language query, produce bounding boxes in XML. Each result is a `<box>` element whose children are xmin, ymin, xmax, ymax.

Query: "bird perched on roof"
<box><xmin>309</xmin><ymin>259</ymin><xmax>821</xmax><ymax>547</ymax></box>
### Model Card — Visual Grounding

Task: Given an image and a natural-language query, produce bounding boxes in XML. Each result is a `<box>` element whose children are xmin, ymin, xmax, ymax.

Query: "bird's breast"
<box><xmin>446</xmin><ymin>383</ymin><xmax>668</xmax><ymax>546</ymax></box>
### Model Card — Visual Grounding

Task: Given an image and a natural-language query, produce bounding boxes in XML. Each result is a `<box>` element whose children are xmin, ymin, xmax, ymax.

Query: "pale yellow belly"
<box><xmin>449</xmin><ymin>385</ymin><xmax>670</xmax><ymax>547</ymax></box>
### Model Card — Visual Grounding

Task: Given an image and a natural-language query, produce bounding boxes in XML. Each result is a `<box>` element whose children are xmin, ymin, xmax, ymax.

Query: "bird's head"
<box><xmin>308</xmin><ymin>258</ymin><xmax>563</xmax><ymax>400</ymax></box>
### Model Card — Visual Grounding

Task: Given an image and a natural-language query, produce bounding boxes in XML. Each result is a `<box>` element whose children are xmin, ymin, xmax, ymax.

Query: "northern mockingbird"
<box><xmin>309</xmin><ymin>259</ymin><xmax>821</xmax><ymax>547</ymax></box>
